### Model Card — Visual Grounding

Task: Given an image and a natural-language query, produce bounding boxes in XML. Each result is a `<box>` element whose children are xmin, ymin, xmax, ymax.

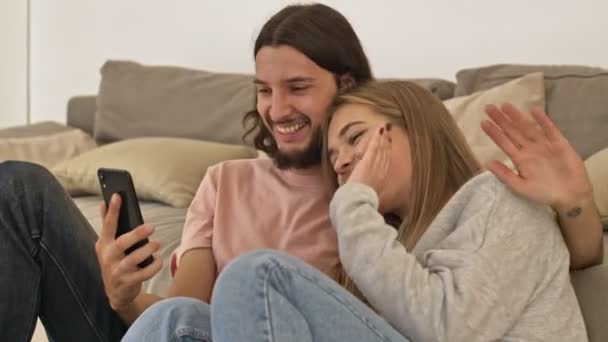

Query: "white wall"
<box><xmin>0</xmin><ymin>0</ymin><xmax>28</xmax><ymax>128</ymax></box>
<box><xmin>31</xmin><ymin>0</ymin><xmax>608</xmax><ymax>124</ymax></box>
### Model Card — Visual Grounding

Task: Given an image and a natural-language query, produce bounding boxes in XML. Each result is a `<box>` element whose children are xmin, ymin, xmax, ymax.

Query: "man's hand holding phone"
<box><xmin>95</xmin><ymin>194</ymin><xmax>162</xmax><ymax>311</ymax></box>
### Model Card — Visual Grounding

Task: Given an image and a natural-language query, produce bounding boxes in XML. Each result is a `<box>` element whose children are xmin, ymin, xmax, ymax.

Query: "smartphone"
<box><xmin>97</xmin><ymin>168</ymin><xmax>154</xmax><ymax>268</ymax></box>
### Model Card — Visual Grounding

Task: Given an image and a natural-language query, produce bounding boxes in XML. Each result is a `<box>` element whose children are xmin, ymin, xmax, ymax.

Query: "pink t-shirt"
<box><xmin>171</xmin><ymin>158</ymin><xmax>339</xmax><ymax>277</ymax></box>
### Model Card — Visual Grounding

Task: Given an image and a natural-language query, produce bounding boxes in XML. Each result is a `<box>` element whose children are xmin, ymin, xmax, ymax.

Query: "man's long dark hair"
<box><xmin>243</xmin><ymin>3</ymin><xmax>373</xmax><ymax>158</ymax></box>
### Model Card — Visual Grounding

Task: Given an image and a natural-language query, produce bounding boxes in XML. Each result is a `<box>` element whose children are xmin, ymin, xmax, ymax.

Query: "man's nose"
<box><xmin>269</xmin><ymin>93</ymin><xmax>293</xmax><ymax>122</ymax></box>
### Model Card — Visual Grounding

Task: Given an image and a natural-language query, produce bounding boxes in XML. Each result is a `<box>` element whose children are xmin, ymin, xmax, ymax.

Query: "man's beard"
<box><xmin>272</xmin><ymin>127</ymin><xmax>323</xmax><ymax>170</ymax></box>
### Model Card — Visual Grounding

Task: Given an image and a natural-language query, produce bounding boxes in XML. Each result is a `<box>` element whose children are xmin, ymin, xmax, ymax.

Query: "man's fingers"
<box><xmin>119</xmin><ymin>240</ymin><xmax>160</xmax><ymax>271</ymax></box>
<box><xmin>100</xmin><ymin>194</ymin><xmax>121</xmax><ymax>241</ymax></box>
<box><xmin>99</xmin><ymin>202</ymin><xmax>107</xmax><ymax>218</ymax></box>
<box><xmin>115</xmin><ymin>224</ymin><xmax>155</xmax><ymax>254</ymax></box>
<box><xmin>481</xmin><ymin>120</ymin><xmax>519</xmax><ymax>159</ymax></box>
<box><xmin>102</xmin><ymin>224</ymin><xmax>154</xmax><ymax>266</ymax></box>
<box><xmin>122</xmin><ymin>256</ymin><xmax>163</xmax><ymax>285</ymax></box>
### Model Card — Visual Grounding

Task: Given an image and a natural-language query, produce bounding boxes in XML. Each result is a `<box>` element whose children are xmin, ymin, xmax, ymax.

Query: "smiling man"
<box><xmin>252</xmin><ymin>46</ymin><xmax>334</xmax><ymax>169</ymax></box>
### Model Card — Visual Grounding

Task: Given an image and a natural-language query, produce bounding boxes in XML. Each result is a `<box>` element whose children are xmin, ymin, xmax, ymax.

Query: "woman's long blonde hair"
<box><xmin>322</xmin><ymin>80</ymin><xmax>482</xmax><ymax>296</ymax></box>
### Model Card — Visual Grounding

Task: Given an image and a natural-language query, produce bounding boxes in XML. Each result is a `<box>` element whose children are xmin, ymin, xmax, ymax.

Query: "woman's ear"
<box><xmin>339</xmin><ymin>74</ymin><xmax>356</xmax><ymax>92</ymax></box>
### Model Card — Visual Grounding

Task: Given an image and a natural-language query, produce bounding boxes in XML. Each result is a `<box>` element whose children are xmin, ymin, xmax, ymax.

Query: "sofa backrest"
<box><xmin>67</xmin><ymin>60</ymin><xmax>456</xmax><ymax>145</ymax></box>
<box><xmin>67</xmin><ymin>95</ymin><xmax>96</xmax><ymax>136</ymax></box>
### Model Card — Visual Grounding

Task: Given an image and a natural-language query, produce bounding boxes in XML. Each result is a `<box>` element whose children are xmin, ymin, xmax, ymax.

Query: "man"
<box><xmin>0</xmin><ymin>4</ymin><xmax>371</xmax><ymax>341</ymax></box>
<box><xmin>0</xmin><ymin>3</ymin><xmax>601</xmax><ymax>342</ymax></box>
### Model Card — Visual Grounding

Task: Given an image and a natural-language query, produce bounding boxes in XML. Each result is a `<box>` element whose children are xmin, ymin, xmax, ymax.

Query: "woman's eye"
<box><xmin>349</xmin><ymin>131</ymin><xmax>365</xmax><ymax>145</ymax></box>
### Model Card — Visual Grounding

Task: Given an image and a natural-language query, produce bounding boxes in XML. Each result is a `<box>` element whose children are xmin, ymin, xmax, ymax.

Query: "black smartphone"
<box><xmin>97</xmin><ymin>168</ymin><xmax>154</xmax><ymax>268</ymax></box>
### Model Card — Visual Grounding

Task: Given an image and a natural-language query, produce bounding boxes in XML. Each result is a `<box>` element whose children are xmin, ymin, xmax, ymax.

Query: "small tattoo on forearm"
<box><xmin>566</xmin><ymin>206</ymin><xmax>582</xmax><ymax>218</ymax></box>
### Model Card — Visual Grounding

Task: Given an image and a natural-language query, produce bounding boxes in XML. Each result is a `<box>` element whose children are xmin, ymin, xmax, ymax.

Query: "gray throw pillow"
<box><xmin>94</xmin><ymin>60</ymin><xmax>255</xmax><ymax>146</ymax></box>
<box><xmin>455</xmin><ymin>64</ymin><xmax>608</xmax><ymax>159</ymax></box>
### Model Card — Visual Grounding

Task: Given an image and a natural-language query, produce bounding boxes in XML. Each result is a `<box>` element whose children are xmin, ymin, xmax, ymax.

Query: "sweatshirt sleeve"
<box><xmin>329</xmin><ymin>182</ymin><xmax>566</xmax><ymax>342</ymax></box>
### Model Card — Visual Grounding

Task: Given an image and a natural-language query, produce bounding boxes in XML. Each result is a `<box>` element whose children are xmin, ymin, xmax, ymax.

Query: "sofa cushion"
<box><xmin>94</xmin><ymin>60</ymin><xmax>256</xmax><ymax>146</ymax></box>
<box><xmin>383</xmin><ymin>78</ymin><xmax>455</xmax><ymax>100</ymax></box>
<box><xmin>0</xmin><ymin>126</ymin><xmax>97</xmax><ymax>168</ymax></box>
<box><xmin>454</xmin><ymin>64</ymin><xmax>608</xmax><ymax>159</ymax></box>
<box><xmin>0</xmin><ymin>121</ymin><xmax>74</xmax><ymax>138</ymax></box>
<box><xmin>444</xmin><ymin>72</ymin><xmax>545</xmax><ymax>166</ymax></box>
<box><xmin>52</xmin><ymin>137</ymin><xmax>257</xmax><ymax>208</ymax></box>
<box><xmin>67</xmin><ymin>96</ymin><xmax>97</xmax><ymax>136</ymax></box>
<box><xmin>585</xmin><ymin>147</ymin><xmax>608</xmax><ymax>230</ymax></box>
<box><xmin>570</xmin><ymin>233</ymin><xmax>608</xmax><ymax>342</ymax></box>
<box><xmin>93</xmin><ymin>60</ymin><xmax>457</xmax><ymax>146</ymax></box>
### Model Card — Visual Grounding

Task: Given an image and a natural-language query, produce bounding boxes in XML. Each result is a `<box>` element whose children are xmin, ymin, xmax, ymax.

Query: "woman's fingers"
<box><xmin>484</xmin><ymin>104</ymin><xmax>527</xmax><ymax>149</ymax></box>
<box><xmin>481</xmin><ymin>119</ymin><xmax>520</xmax><ymax>159</ymax></box>
<box><xmin>530</xmin><ymin>107</ymin><xmax>561</xmax><ymax>142</ymax></box>
<box><xmin>501</xmin><ymin>103</ymin><xmax>543</xmax><ymax>143</ymax></box>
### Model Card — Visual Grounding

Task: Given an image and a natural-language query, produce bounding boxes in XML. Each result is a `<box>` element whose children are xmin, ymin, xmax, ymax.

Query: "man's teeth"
<box><xmin>275</xmin><ymin>122</ymin><xmax>307</xmax><ymax>134</ymax></box>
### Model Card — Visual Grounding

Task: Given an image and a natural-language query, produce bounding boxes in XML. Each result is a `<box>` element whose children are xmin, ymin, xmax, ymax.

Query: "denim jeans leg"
<box><xmin>211</xmin><ymin>249</ymin><xmax>411</xmax><ymax>342</ymax></box>
<box><xmin>122</xmin><ymin>297</ymin><xmax>212</xmax><ymax>342</ymax></box>
<box><xmin>0</xmin><ymin>161</ymin><xmax>127</xmax><ymax>341</ymax></box>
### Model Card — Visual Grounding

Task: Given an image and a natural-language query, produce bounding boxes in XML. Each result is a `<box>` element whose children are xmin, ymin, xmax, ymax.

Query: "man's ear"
<box><xmin>338</xmin><ymin>74</ymin><xmax>356</xmax><ymax>92</ymax></box>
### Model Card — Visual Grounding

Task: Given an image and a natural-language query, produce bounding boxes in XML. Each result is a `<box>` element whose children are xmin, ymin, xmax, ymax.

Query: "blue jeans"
<box><xmin>0</xmin><ymin>161</ymin><xmax>126</xmax><ymax>341</ymax></box>
<box><xmin>124</xmin><ymin>250</ymin><xmax>409</xmax><ymax>342</ymax></box>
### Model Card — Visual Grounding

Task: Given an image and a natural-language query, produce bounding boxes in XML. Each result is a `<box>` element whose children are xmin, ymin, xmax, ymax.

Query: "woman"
<box><xmin>210</xmin><ymin>81</ymin><xmax>587</xmax><ymax>341</ymax></box>
<box><xmin>123</xmin><ymin>81</ymin><xmax>590</xmax><ymax>341</ymax></box>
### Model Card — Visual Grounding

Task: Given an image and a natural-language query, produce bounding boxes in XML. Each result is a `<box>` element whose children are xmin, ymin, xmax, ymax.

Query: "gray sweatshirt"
<box><xmin>330</xmin><ymin>172</ymin><xmax>587</xmax><ymax>342</ymax></box>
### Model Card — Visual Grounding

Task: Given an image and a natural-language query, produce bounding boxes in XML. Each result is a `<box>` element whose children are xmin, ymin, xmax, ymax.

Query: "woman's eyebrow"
<box><xmin>338</xmin><ymin>121</ymin><xmax>364</xmax><ymax>138</ymax></box>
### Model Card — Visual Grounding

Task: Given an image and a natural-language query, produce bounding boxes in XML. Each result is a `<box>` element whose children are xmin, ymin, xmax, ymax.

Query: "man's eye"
<box><xmin>349</xmin><ymin>131</ymin><xmax>365</xmax><ymax>145</ymax></box>
<box><xmin>257</xmin><ymin>88</ymin><xmax>271</xmax><ymax>94</ymax></box>
<box><xmin>291</xmin><ymin>85</ymin><xmax>309</xmax><ymax>92</ymax></box>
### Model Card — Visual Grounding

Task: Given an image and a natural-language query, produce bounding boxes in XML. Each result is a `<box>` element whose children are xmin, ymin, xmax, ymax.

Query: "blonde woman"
<box><xmin>203</xmin><ymin>81</ymin><xmax>588</xmax><ymax>342</ymax></box>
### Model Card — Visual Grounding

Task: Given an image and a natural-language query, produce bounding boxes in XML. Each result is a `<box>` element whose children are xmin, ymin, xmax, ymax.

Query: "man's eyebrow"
<box><xmin>284</xmin><ymin>76</ymin><xmax>314</xmax><ymax>84</ymax></box>
<box><xmin>253</xmin><ymin>76</ymin><xmax>315</xmax><ymax>85</ymax></box>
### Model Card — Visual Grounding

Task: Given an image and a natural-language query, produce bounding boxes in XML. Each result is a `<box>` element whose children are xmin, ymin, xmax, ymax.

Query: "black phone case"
<box><xmin>97</xmin><ymin>168</ymin><xmax>153</xmax><ymax>268</ymax></box>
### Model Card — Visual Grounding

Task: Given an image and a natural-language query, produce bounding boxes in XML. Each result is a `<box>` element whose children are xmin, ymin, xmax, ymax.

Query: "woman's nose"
<box><xmin>335</xmin><ymin>154</ymin><xmax>355</xmax><ymax>177</ymax></box>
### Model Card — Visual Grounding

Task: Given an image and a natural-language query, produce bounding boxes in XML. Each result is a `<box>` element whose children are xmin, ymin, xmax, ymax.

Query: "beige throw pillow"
<box><xmin>455</xmin><ymin>64</ymin><xmax>608</xmax><ymax>159</ymax></box>
<box><xmin>445</xmin><ymin>72</ymin><xmax>545</xmax><ymax>166</ymax></box>
<box><xmin>584</xmin><ymin>147</ymin><xmax>608</xmax><ymax>229</ymax></box>
<box><xmin>51</xmin><ymin>137</ymin><xmax>258</xmax><ymax>208</ymax></box>
<box><xmin>0</xmin><ymin>129</ymin><xmax>97</xmax><ymax>168</ymax></box>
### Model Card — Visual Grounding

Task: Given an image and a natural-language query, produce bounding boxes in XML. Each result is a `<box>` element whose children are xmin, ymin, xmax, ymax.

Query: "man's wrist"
<box><xmin>114</xmin><ymin>298</ymin><xmax>137</xmax><ymax>315</ymax></box>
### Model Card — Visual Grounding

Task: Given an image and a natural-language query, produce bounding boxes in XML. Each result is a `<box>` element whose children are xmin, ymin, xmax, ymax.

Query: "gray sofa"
<box><xmin>2</xmin><ymin>60</ymin><xmax>606</xmax><ymax>341</ymax></box>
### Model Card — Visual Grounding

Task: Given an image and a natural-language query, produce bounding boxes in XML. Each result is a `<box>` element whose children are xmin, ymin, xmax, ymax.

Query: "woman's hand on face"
<box><xmin>347</xmin><ymin>123</ymin><xmax>392</xmax><ymax>201</ymax></box>
<box><xmin>481</xmin><ymin>103</ymin><xmax>593</xmax><ymax>210</ymax></box>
